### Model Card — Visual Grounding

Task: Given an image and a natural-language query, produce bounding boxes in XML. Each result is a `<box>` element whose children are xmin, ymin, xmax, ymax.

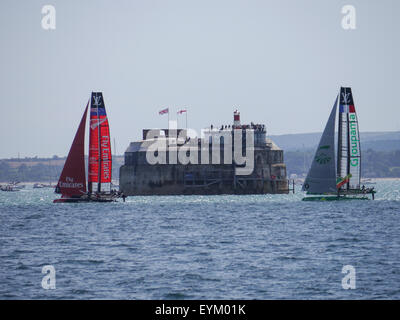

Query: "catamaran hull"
<box><xmin>53</xmin><ymin>197</ymin><xmax>116</xmax><ymax>203</ymax></box>
<box><xmin>302</xmin><ymin>195</ymin><xmax>370</xmax><ymax>201</ymax></box>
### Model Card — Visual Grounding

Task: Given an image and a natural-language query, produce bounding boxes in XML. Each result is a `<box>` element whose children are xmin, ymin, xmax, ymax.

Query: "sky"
<box><xmin>0</xmin><ymin>0</ymin><xmax>399</xmax><ymax>158</ymax></box>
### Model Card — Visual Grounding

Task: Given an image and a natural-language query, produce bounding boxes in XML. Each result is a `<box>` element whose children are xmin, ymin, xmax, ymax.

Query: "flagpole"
<box><xmin>186</xmin><ymin>108</ymin><xmax>188</xmax><ymax>131</ymax></box>
<box><xmin>176</xmin><ymin>108</ymin><xmax>179</xmax><ymax>130</ymax></box>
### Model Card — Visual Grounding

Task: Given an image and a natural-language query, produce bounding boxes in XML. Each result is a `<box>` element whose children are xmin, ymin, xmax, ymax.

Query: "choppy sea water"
<box><xmin>0</xmin><ymin>180</ymin><xmax>399</xmax><ymax>299</ymax></box>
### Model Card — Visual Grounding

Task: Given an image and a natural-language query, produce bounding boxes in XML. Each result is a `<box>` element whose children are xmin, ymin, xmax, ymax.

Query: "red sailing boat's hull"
<box><xmin>53</xmin><ymin>198</ymin><xmax>89</xmax><ymax>203</ymax></box>
<box><xmin>53</xmin><ymin>197</ymin><xmax>116</xmax><ymax>203</ymax></box>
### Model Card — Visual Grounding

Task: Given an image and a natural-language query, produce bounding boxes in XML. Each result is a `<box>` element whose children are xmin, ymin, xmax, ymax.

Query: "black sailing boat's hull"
<box><xmin>302</xmin><ymin>195</ymin><xmax>370</xmax><ymax>201</ymax></box>
<box><xmin>302</xmin><ymin>189</ymin><xmax>376</xmax><ymax>201</ymax></box>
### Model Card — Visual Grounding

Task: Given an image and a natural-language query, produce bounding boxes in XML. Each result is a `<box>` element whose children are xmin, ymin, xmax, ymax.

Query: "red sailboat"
<box><xmin>54</xmin><ymin>92</ymin><xmax>120</xmax><ymax>203</ymax></box>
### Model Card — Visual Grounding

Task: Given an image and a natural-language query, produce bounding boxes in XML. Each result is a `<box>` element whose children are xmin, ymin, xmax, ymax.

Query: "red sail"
<box><xmin>55</xmin><ymin>102</ymin><xmax>89</xmax><ymax>198</ymax></box>
<box><xmin>88</xmin><ymin>92</ymin><xmax>112</xmax><ymax>193</ymax></box>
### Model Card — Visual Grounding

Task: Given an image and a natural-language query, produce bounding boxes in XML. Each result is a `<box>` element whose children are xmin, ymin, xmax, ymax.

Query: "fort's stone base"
<box><xmin>120</xmin><ymin>163</ymin><xmax>289</xmax><ymax>196</ymax></box>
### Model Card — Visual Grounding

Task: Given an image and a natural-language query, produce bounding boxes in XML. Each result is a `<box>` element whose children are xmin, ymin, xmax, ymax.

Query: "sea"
<box><xmin>0</xmin><ymin>180</ymin><xmax>399</xmax><ymax>300</ymax></box>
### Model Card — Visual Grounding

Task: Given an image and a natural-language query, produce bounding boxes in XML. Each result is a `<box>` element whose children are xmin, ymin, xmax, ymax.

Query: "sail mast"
<box><xmin>97</xmin><ymin>93</ymin><xmax>102</xmax><ymax>193</ymax></box>
<box><xmin>346</xmin><ymin>99</ymin><xmax>351</xmax><ymax>190</ymax></box>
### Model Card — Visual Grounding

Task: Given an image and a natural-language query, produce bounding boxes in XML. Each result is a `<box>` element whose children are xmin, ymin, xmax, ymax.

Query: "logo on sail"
<box><xmin>341</xmin><ymin>92</ymin><xmax>351</xmax><ymax>104</ymax></box>
<box><xmin>92</xmin><ymin>94</ymin><xmax>102</xmax><ymax>106</ymax></box>
<box><xmin>90</xmin><ymin>118</ymin><xmax>107</xmax><ymax>130</ymax></box>
<box><xmin>340</xmin><ymin>88</ymin><xmax>354</xmax><ymax>106</ymax></box>
<box><xmin>314</xmin><ymin>145</ymin><xmax>331</xmax><ymax>165</ymax></box>
<box><xmin>315</xmin><ymin>152</ymin><xmax>331</xmax><ymax>165</ymax></box>
<box><xmin>336</xmin><ymin>174</ymin><xmax>352</xmax><ymax>189</ymax></box>
<box><xmin>349</xmin><ymin>117</ymin><xmax>359</xmax><ymax>156</ymax></box>
<box><xmin>59</xmin><ymin>177</ymin><xmax>84</xmax><ymax>189</ymax></box>
<box><xmin>101</xmin><ymin>135</ymin><xmax>111</xmax><ymax>180</ymax></box>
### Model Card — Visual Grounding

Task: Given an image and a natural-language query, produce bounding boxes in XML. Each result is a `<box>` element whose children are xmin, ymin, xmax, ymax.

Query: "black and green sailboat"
<box><xmin>302</xmin><ymin>87</ymin><xmax>376</xmax><ymax>201</ymax></box>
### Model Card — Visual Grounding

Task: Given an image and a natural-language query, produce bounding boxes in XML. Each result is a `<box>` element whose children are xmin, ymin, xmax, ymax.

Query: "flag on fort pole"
<box><xmin>159</xmin><ymin>108</ymin><xmax>169</xmax><ymax>115</ymax></box>
<box><xmin>177</xmin><ymin>108</ymin><xmax>188</xmax><ymax>130</ymax></box>
<box><xmin>159</xmin><ymin>108</ymin><xmax>169</xmax><ymax>129</ymax></box>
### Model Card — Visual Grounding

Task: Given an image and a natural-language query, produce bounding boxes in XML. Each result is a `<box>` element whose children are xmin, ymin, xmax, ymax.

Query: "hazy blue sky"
<box><xmin>0</xmin><ymin>0</ymin><xmax>399</xmax><ymax>158</ymax></box>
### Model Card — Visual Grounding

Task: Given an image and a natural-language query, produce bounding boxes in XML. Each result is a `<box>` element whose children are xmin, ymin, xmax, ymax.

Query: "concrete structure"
<box><xmin>120</xmin><ymin>113</ymin><xmax>289</xmax><ymax>195</ymax></box>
